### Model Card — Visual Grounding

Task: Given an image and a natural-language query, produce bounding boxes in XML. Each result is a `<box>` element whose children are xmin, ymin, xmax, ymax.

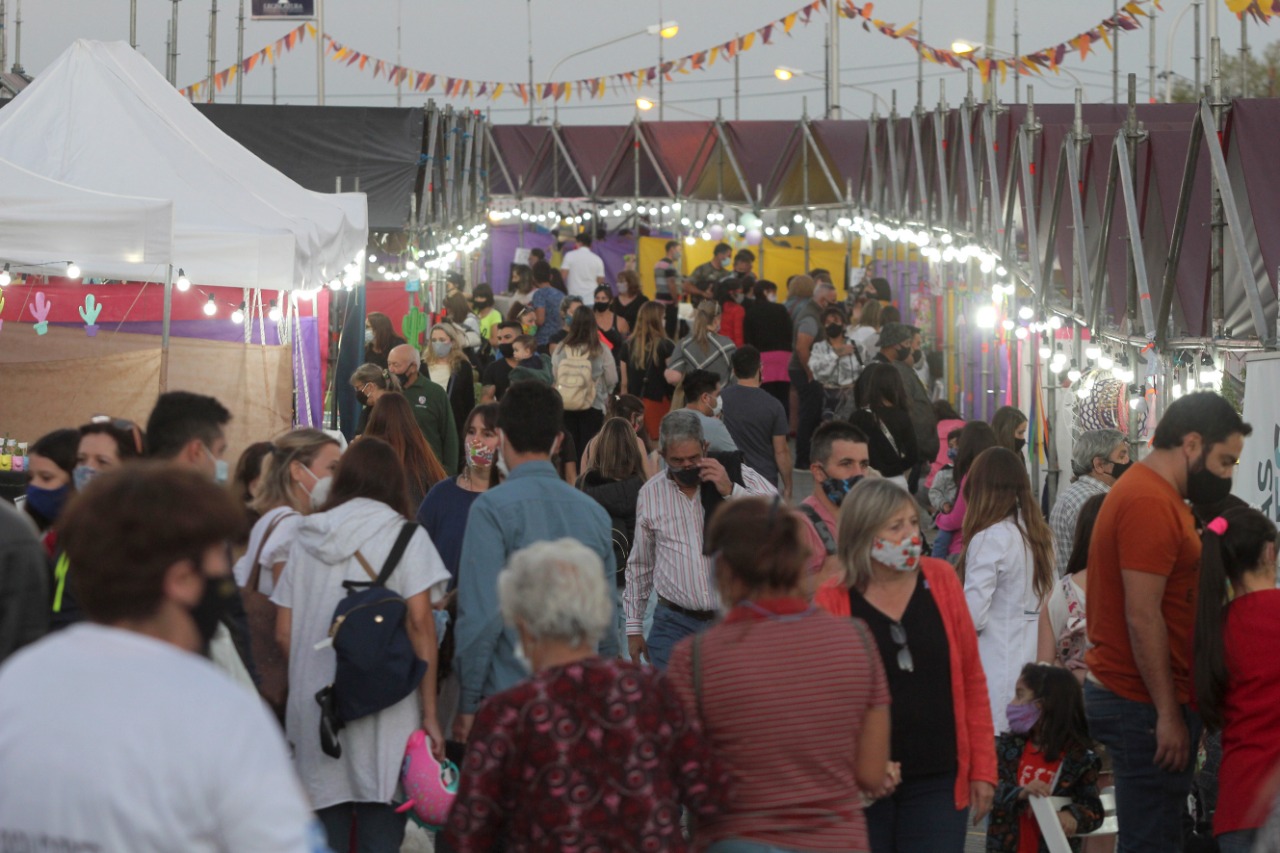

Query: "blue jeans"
<box><xmin>706</xmin><ymin>842</ymin><xmax>810</xmax><ymax>853</ymax></box>
<box><xmin>1217</xmin><ymin>829</ymin><xmax>1257</xmax><ymax>853</ymax></box>
<box><xmin>1084</xmin><ymin>682</ymin><xmax>1202</xmax><ymax>853</ymax></box>
<box><xmin>646</xmin><ymin>603</ymin><xmax>713</xmax><ymax>670</ymax></box>
<box><xmin>931</xmin><ymin>528</ymin><xmax>954</xmax><ymax>558</ymax></box>
<box><xmin>865</xmin><ymin>771</ymin><xmax>967</xmax><ymax>852</ymax></box>
<box><xmin>317</xmin><ymin>802</ymin><xmax>406</xmax><ymax>853</ymax></box>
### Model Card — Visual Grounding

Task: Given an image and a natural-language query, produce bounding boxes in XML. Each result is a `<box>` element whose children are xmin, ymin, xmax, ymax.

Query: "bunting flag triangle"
<box><xmin>1097</xmin><ymin>25</ymin><xmax>1113</xmax><ymax>51</ymax></box>
<box><xmin>493</xmin><ymin>82</ymin><xmax>505</xmax><ymax>100</ymax></box>
<box><xmin>783</xmin><ymin>12</ymin><xmax>798</xmax><ymax>32</ymax></box>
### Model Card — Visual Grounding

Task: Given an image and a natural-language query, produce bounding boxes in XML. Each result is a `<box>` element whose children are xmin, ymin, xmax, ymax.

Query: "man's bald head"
<box><xmin>387</xmin><ymin>344</ymin><xmax>421</xmax><ymax>384</ymax></box>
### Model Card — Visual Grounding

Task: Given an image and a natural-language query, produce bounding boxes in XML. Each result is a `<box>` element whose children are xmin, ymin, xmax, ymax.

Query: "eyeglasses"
<box><xmin>90</xmin><ymin>415</ymin><xmax>144</xmax><ymax>456</ymax></box>
<box><xmin>890</xmin><ymin>622</ymin><xmax>914</xmax><ymax>672</ymax></box>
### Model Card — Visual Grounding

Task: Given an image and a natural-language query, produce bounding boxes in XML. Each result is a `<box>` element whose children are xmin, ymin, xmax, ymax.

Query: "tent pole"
<box><xmin>1154</xmin><ymin>108</ymin><xmax>1203</xmax><ymax>350</ymax></box>
<box><xmin>160</xmin><ymin>265</ymin><xmax>174</xmax><ymax>393</ymax></box>
<box><xmin>235</xmin><ymin>0</ymin><xmax>244</xmax><ymax>104</ymax></box>
<box><xmin>315</xmin><ymin>0</ymin><xmax>325</xmax><ymax>105</ymax></box>
<box><xmin>206</xmin><ymin>0</ymin><xmax>217</xmax><ymax>104</ymax></box>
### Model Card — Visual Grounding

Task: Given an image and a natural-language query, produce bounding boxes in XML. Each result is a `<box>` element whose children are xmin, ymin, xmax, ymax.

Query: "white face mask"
<box><xmin>871</xmin><ymin>534</ymin><xmax>923</xmax><ymax>572</ymax></box>
<box><xmin>203</xmin><ymin>444</ymin><xmax>229</xmax><ymax>485</ymax></box>
<box><xmin>364</xmin><ymin>328</ymin><xmax>374</xmax><ymax>344</ymax></box>
<box><xmin>431</xmin><ymin>340</ymin><xmax>452</xmax><ymax>358</ymax></box>
<box><xmin>512</xmin><ymin>638</ymin><xmax>533</xmax><ymax>673</ymax></box>
<box><xmin>712</xmin><ymin>396</ymin><xmax>723</xmax><ymax>417</ymax></box>
<box><xmin>496</xmin><ymin>431</ymin><xmax>511</xmax><ymax>477</ymax></box>
<box><xmin>299</xmin><ymin>465</ymin><xmax>332</xmax><ymax>510</ymax></box>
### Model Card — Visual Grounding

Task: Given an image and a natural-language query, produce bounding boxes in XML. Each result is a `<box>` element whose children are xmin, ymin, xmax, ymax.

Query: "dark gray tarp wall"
<box><xmin>196</xmin><ymin>104</ymin><xmax>424</xmax><ymax>232</ymax></box>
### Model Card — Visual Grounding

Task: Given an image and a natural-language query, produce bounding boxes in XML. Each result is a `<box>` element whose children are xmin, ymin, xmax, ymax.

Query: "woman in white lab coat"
<box><xmin>958</xmin><ymin>446</ymin><xmax>1056</xmax><ymax>733</ymax></box>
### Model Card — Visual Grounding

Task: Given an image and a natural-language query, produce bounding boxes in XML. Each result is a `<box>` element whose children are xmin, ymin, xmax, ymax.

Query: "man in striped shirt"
<box><xmin>625</xmin><ymin>409</ymin><xmax>776</xmax><ymax>669</ymax></box>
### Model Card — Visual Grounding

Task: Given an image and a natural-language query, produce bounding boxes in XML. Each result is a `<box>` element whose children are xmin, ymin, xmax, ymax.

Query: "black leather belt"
<box><xmin>658</xmin><ymin>596</ymin><xmax>717</xmax><ymax>622</ymax></box>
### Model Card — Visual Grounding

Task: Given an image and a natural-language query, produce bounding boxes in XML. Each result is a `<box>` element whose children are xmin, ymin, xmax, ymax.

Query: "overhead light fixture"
<box><xmin>175</xmin><ymin>268</ymin><xmax>190</xmax><ymax>291</ymax></box>
<box><xmin>647</xmin><ymin>20</ymin><xmax>679</xmax><ymax>38</ymax></box>
<box><xmin>268</xmin><ymin>299</ymin><xmax>282</xmax><ymax>323</ymax></box>
<box><xmin>231</xmin><ymin>302</ymin><xmax>245</xmax><ymax>324</ymax></box>
<box><xmin>0</xmin><ymin>264</ymin><xmax>9</xmax><ymax>287</ymax></box>
<box><xmin>202</xmin><ymin>295</ymin><xmax>217</xmax><ymax>317</ymax></box>
<box><xmin>952</xmin><ymin>40</ymin><xmax>978</xmax><ymax>55</ymax></box>
<box><xmin>635</xmin><ymin>97</ymin><xmax>655</xmax><ymax>111</ymax></box>
<box><xmin>66</xmin><ymin>262</ymin><xmax>81</xmax><ymax>280</ymax></box>
<box><xmin>774</xmin><ymin>66</ymin><xmax>798</xmax><ymax>81</ymax></box>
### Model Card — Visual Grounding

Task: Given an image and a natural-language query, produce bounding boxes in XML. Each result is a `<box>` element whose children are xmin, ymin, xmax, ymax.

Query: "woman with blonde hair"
<box><xmin>665</xmin><ymin>299</ymin><xmax>737</xmax><ymax>388</ymax></box>
<box><xmin>362</xmin><ymin>393</ymin><xmax>448</xmax><ymax>510</ymax></box>
<box><xmin>349</xmin><ymin>363</ymin><xmax>402</xmax><ymax>435</ymax></box>
<box><xmin>627</xmin><ymin>301</ymin><xmax>676</xmax><ymax>440</ymax></box>
<box><xmin>816</xmin><ymin>477</ymin><xmax>996</xmax><ymax>852</ymax></box>
<box><xmin>958</xmin><ymin>446</ymin><xmax>1055</xmax><ymax>733</ymax></box>
<box><xmin>425</xmin><ymin>322</ymin><xmax>476</xmax><ymax>462</ymax></box>
<box><xmin>234</xmin><ymin>427</ymin><xmax>343</xmax><ymax>716</ymax></box>
<box><xmin>850</xmin><ymin>297</ymin><xmax>883</xmax><ymax>363</ymax></box>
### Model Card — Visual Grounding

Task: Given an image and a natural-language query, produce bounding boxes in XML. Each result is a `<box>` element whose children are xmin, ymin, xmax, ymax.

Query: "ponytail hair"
<box><xmin>1195</xmin><ymin>505</ymin><xmax>1277</xmax><ymax>731</ymax></box>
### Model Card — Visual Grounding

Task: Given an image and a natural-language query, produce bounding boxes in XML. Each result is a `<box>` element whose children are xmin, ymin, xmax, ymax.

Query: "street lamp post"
<box><xmin>774</xmin><ymin>66</ymin><xmax>890</xmax><ymax>115</ymax></box>
<box><xmin>539</xmin><ymin>21</ymin><xmax>677</xmax><ymax>123</ymax></box>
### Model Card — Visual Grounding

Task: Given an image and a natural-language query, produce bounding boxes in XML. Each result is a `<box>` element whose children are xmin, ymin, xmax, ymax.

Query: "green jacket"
<box><xmin>401</xmin><ymin>373</ymin><xmax>460</xmax><ymax>475</ymax></box>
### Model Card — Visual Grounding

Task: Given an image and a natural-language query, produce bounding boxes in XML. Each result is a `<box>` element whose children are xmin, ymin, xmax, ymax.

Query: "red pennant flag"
<box><xmin>760</xmin><ymin>24</ymin><xmax>774</xmax><ymax>43</ymax></box>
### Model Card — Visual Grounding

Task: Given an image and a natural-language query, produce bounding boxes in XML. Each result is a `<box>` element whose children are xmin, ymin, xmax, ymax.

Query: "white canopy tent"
<box><xmin>0</xmin><ymin>40</ymin><xmax>367</xmax><ymax>290</ymax></box>
<box><xmin>0</xmin><ymin>156</ymin><xmax>174</xmax><ymax>279</ymax></box>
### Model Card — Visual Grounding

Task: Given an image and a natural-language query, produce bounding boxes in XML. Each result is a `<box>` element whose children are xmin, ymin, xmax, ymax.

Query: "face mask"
<box><xmin>766</xmin><ymin>292</ymin><xmax>777</xmax><ymax>303</ymax></box>
<box><xmin>1006</xmin><ymin>701</ymin><xmax>1041</xmax><ymax>735</ymax></box>
<box><xmin>364</xmin><ymin>328</ymin><xmax>374</xmax><ymax>344</ymax></box>
<box><xmin>825</xmin><ymin>323</ymin><xmax>845</xmax><ymax>339</ymax></box>
<box><xmin>733</xmin><ymin>293</ymin><xmax>745</xmax><ymax>304</ymax></box>
<box><xmin>25</xmin><ymin>483</ymin><xmax>70</xmax><ymax>522</ymax></box>
<box><xmin>73</xmin><ymin>465</ymin><xmax>98</xmax><ymax>491</ymax></box>
<box><xmin>711</xmin><ymin>397</ymin><xmax>723</xmax><ymax>417</ymax></box>
<box><xmin>498</xmin><ymin>342</ymin><xmax>516</xmax><ymax>359</ymax></box>
<box><xmin>1187</xmin><ymin>450</ymin><xmax>1233</xmax><ymax>505</ymax></box>
<box><xmin>593</xmin><ymin>302</ymin><xmax>610</xmax><ymax>313</ymax></box>
<box><xmin>947</xmin><ymin>447</ymin><xmax>958</xmax><ymax>460</ymax></box>
<box><xmin>190</xmin><ymin>570</ymin><xmax>240</xmax><ymax>648</ymax></box>
<box><xmin>467</xmin><ymin>442</ymin><xmax>495</xmax><ymax>468</ymax></box>
<box><xmin>670</xmin><ymin>465</ymin><xmax>702</xmax><ymax>488</ymax></box>
<box><xmin>299</xmin><ymin>465</ymin><xmax>332</xmax><ymax>510</ymax></box>
<box><xmin>431</xmin><ymin>341</ymin><xmax>452</xmax><ymax>358</ymax></box>
<box><xmin>1108</xmin><ymin>459</ymin><xmax>1132</xmax><ymax>479</ymax></box>
<box><xmin>512</xmin><ymin>637</ymin><xmax>533</xmax><ymax>673</ymax></box>
<box><xmin>355</xmin><ymin>389</ymin><xmax>370</xmax><ymax>407</ymax></box>
<box><xmin>911</xmin><ymin>348</ymin><xmax>923</xmax><ymax>365</ymax></box>
<box><xmin>1014</xmin><ymin>437</ymin><xmax>1028</xmax><ymax>454</ymax></box>
<box><xmin>870</xmin><ymin>534</ymin><xmax>923</xmax><ymax>572</ymax></box>
<box><xmin>392</xmin><ymin>369</ymin><xmax>412</xmax><ymax>386</ymax></box>
<box><xmin>203</xmin><ymin>445</ymin><xmax>229</xmax><ymax>485</ymax></box>
<box><xmin>820</xmin><ymin>472</ymin><xmax>863</xmax><ymax>506</ymax></box>
<box><xmin>897</xmin><ymin>344</ymin><xmax>912</xmax><ymax>362</ymax></box>
<box><xmin>522</xmin><ymin>324</ymin><xmax>537</xmax><ymax>336</ymax></box>
<box><xmin>496</xmin><ymin>433</ymin><xmax>511</xmax><ymax>477</ymax></box>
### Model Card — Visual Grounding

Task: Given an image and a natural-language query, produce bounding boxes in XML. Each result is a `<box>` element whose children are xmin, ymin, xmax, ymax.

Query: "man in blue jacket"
<box><xmin>452</xmin><ymin>380</ymin><xmax>619</xmax><ymax>742</ymax></box>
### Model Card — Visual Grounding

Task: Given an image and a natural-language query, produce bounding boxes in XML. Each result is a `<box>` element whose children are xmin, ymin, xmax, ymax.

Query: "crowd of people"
<box><xmin>1</xmin><ymin>238</ymin><xmax>1279</xmax><ymax>853</ymax></box>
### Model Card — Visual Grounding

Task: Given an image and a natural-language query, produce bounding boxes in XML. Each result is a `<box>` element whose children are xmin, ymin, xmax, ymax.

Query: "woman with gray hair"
<box><xmin>443</xmin><ymin>538</ymin><xmax>729</xmax><ymax>852</ymax></box>
<box><xmin>1047</xmin><ymin>428</ymin><xmax>1129</xmax><ymax>572</ymax></box>
<box><xmin>816</xmin><ymin>478</ymin><xmax>996</xmax><ymax>852</ymax></box>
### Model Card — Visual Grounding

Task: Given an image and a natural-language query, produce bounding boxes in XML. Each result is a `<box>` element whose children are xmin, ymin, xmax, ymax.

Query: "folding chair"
<box><xmin>1030</xmin><ymin>787</ymin><xmax>1118</xmax><ymax>853</ymax></box>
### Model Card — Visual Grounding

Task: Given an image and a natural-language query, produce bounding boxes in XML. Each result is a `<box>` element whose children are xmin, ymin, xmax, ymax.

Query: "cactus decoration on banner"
<box><xmin>402</xmin><ymin>296</ymin><xmax>428</xmax><ymax>348</ymax></box>
<box><xmin>0</xmin><ymin>291</ymin><xmax>5</xmax><ymax>333</ymax></box>
<box><xmin>79</xmin><ymin>294</ymin><xmax>103</xmax><ymax>337</ymax></box>
<box><xmin>30</xmin><ymin>292</ymin><xmax>51</xmax><ymax>335</ymax></box>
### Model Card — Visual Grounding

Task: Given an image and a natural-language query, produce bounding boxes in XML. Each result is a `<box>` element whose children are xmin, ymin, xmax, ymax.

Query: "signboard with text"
<box><xmin>252</xmin><ymin>0</ymin><xmax>315</xmax><ymax>20</ymax></box>
<box><xmin>1234</xmin><ymin>351</ymin><xmax>1280</xmax><ymax>518</ymax></box>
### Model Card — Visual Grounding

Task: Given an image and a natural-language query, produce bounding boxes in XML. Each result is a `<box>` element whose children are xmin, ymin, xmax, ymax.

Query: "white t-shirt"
<box><xmin>560</xmin><ymin>246</ymin><xmax>606</xmax><ymax>300</ymax></box>
<box><xmin>0</xmin><ymin>624</ymin><xmax>323</xmax><ymax>853</ymax></box>
<box><xmin>272</xmin><ymin>498</ymin><xmax>450</xmax><ymax>810</ymax></box>
<box><xmin>233</xmin><ymin>505</ymin><xmax>303</xmax><ymax>596</ymax></box>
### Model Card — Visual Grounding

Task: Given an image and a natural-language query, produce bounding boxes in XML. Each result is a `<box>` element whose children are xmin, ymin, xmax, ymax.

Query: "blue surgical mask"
<box><xmin>25</xmin><ymin>483</ymin><xmax>70</xmax><ymax>522</ymax></box>
<box><xmin>73</xmin><ymin>465</ymin><xmax>98</xmax><ymax>491</ymax></box>
<box><xmin>947</xmin><ymin>447</ymin><xmax>958</xmax><ymax>460</ymax></box>
<box><xmin>204</xmin><ymin>445</ymin><xmax>229</xmax><ymax>485</ymax></box>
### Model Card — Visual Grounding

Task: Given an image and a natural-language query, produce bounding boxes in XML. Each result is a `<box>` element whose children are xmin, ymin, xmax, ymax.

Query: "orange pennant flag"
<box><xmin>1098</xmin><ymin>25</ymin><xmax>1113</xmax><ymax>51</ymax></box>
<box><xmin>742</xmin><ymin>32</ymin><xmax>756</xmax><ymax>51</ymax></box>
<box><xmin>493</xmin><ymin>83</ymin><xmax>505</xmax><ymax>100</ymax></box>
<box><xmin>783</xmin><ymin>12</ymin><xmax>798</xmax><ymax>32</ymax></box>
<box><xmin>998</xmin><ymin>59</ymin><xmax>1008</xmax><ymax>84</ymax></box>
<box><xmin>978</xmin><ymin>58</ymin><xmax>992</xmax><ymax>83</ymax></box>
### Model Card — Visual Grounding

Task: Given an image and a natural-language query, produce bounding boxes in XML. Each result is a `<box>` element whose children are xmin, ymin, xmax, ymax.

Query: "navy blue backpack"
<box><xmin>316</xmin><ymin>522</ymin><xmax>425</xmax><ymax>758</ymax></box>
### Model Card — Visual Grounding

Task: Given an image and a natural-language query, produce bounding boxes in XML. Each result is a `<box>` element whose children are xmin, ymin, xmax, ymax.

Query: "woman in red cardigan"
<box><xmin>816</xmin><ymin>477</ymin><xmax>997</xmax><ymax>853</ymax></box>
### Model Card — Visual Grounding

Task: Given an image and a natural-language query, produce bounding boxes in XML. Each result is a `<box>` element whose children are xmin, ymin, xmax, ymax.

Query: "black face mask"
<box><xmin>1107</xmin><ymin>459</ymin><xmax>1132</xmax><ymax>480</ymax></box>
<box><xmin>911</xmin><ymin>348</ymin><xmax>923</xmax><ymax>365</ymax></box>
<box><xmin>1015</xmin><ymin>437</ymin><xmax>1027</xmax><ymax>454</ymax></box>
<box><xmin>355</xmin><ymin>390</ymin><xmax>370</xmax><ymax>407</ymax></box>
<box><xmin>670</xmin><ymin>465</ymin><xmax>702</xmax><ymax>488</ymax></box>
<box><xmin>897</xmin><ymin>344</ymin><xmax>912</xmax><ymax>362</ymax></box>
<box><xmin>825</xmin><ymin>323</ymin><xmax>845</xmax><ymax>339</ymax></box>
<box><xmin>1186</xmin><ymin>450</ymin><xmax>1234</xmax><ymax>505</ymax></box>
<box><xmin>190</xmin><ymin>571</ymin><xmax>240</xmax><ymax>648</ymax></box>
<box><xmin>498</xmin><ymin>343</ymin><xmax>516</xmax><ymax>359</ymax></box>
<box><xmin>391</xmin><ymin>370</ymin><xmax>412</xmax><ymax>386</ymax></box>
<box><xmin>593</xmin><ymin>302</ymin><xmax>611</xmax><ymax>313</ymax></box>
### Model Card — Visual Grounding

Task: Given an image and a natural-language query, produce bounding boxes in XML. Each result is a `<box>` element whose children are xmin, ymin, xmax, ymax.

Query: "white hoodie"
<box><xmin>271</xmin><ymin>497</ymin><xmax>449</xmax><ymax>810</ymax></box>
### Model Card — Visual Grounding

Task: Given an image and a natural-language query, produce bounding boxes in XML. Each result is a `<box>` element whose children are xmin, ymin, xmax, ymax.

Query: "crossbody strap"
<box><xmin>246</xmin><ymin>511</ymin><xmax>299</xmax><ymax>591</ymax></box>
<box><xmin>797</xmin><ymin>504</ymin><xmax>837</xmax><ymax>556</ymax></box>
<box><xmin>351</xmin><ymin>522</ymin><xmax>418</xmax><ymax>589</ymax></box>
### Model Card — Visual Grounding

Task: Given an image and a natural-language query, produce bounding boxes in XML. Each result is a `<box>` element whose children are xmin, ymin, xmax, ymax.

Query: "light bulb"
<box><xmin>1049</xmin><ymin>361</ymin><xmax>1065</xmax><ymax>375</ymax></box>
<box><xmin>268</xmin><ymin>301</ymin><xmax>282</xmax><ymax>323</ymax></box>
<box><xmin>1085</xmin><ymin>345</ymin><xmax>1102</xmax><ymax>361</ymax></box>
<box><xmin>1076</xmin><ymin>387</ymin><xmax>1090</xmax><ymax>399</ymax></box>
<box><xmin>1049</xmin><ymin>315</ymin><xmax>1063</xmax><ymax>329</ymax></box>
<box><xmin>66</xmin><ymin>262</ymin><xmax>81</xmax><ymax>280</ymax></box>
<box><xmin>0</xmin><ymin>264</ymin><xmax>9</xmax><ymax>287</ymax></box>
<box><xmin>1172</xmin><ymin>384</ymin><xmax>1184</xmax><ymax>400</ymax></box>
<box><xmin>202</xmin><ymin>296</ymin><xmax>217</xmax><ymax>317</ymax></box>
<box><xmin>175</xmin><ymin>268</ymin><xmax>190</xmax><ymax>291</ymax></box>
<box><xmin>635</xmin><ymin>97</ymin><xmax>655</xmax><ymax>111</ymax></box>
<box><xmin>1018</xmin><ymin>306</ymin><xmax>1034</xmax><ymax>321</ymax></box>
<box><xmin>1015</xmin><ymin>326</ymin><xmax>1029</xmax><ymax>340</ymax></box>
<box><xmin>996</xmin><ymin>265</ymin><xmax>1008</xmax><ymax>276</ymax></box>
<box><xmin>368</xmin><ymin>254</ymin><xmax>377</xmax><ymax>262</ymax></box>
<box><xmin>1039</xmin><ymin>346</ymin><xmax>1052</xmax><ymax>359</ymax></box>
<box><xmin>774</xmin><ymin>67</ymin><xmax>795</xmax><ymax>81</ymax></box>
<box><xmin>1099</xmin><ymin>355</ymin><xmax>1114</xmax><ymax>370</ymax></box>
<box><xmin>1001</xmin><ymin>319</ymin><xmax>1015</xmax><ymax>331</ymax></box>
<box><xmin>976</xmin><ymin>305</ymin><xmax>998</xmax><ymax>329</ymax></box>
<box><xmin>1067</xmin><ymin>367</ymin><xmax>1082</xmax><ymax>382</ymax></box>
<box><xmin>793</xmin><ymin>214</ymin><xmax>804</xmax><ymax>224</ymax></box>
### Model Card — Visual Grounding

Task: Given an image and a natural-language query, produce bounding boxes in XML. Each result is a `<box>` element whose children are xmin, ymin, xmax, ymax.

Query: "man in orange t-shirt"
<box><xmin>1084</xmin><ymin>392</ymin><xmax>1250</xmax><ymax>853</ymax></box>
